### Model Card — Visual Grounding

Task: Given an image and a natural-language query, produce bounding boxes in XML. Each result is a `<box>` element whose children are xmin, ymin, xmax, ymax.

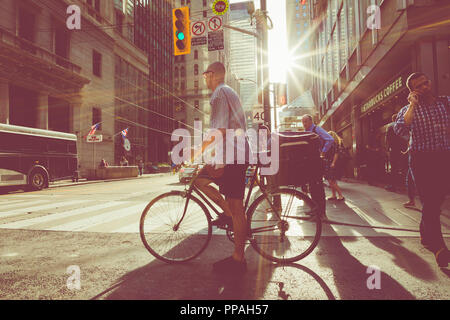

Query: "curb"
<box><xmin>48</xmin><ymin>173</ymin><xmax>171</xmax><ymax>189</ymax></box>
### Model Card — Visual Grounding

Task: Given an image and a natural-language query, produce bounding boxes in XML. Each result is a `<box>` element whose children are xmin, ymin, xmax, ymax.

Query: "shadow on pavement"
<box><xmin>316</xmin><ymin>224</ymin><xmax>416</xmax><ymax>299</ymax></box>
<box><xmin>328</xmin><ymin>200</ymin><xmax>437</xmax><ymax>281</ymax></box>
<box><xmin>92</xmin><ymin>237</ymin><xmax>270</xmax><ymax>300</ymax></box>
<box><xmin>92</xmin><ymin>236</ymin><xmax>337</xmax><ymax>300</ymax></box>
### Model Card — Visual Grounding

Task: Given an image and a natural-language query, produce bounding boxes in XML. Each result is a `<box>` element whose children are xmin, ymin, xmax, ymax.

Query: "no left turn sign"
<box><xmin>192</xmin><ymin>21</ymin><xmax>206</xmax><ymax>37</ymax></box>
<box><xmin>208</xmin><ymin>16</ymin><xmax>222</xmax><ymax>32</ymax></box>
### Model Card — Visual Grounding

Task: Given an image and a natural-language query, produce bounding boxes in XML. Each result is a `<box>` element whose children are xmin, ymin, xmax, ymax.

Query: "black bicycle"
<box><xmin>139</xmin><ymin>164</ymin><xmax>322</xmax><ymax>264</ymax></box>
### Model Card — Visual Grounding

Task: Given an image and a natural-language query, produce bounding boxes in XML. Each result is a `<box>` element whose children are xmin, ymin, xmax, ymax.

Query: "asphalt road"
<box><xmin>0</xmin><ymin>174</ymin><xmax>449</xmax><ymax>300</ymax></box>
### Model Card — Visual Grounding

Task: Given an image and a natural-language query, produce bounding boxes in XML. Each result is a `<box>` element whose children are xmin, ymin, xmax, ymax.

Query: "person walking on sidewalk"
<box><xmin>326</xmin><ymin>131</ymin><xmax>345</xmax><ymax>201</ymax></box>
<box><xmin>401</xmin><ymin>139</ymin><xmax>418</xmax><ymax>208</ymax></box>
<box><xmin>394</xmin><ymin>72</ymin><xmax>450</xmax><ymax>268</ymax></box>
<box><xmin>385</xmin><ymin>113</ymin><xmax>408</xmax><ymax>192</ymax></box>
<box><xmin>301</xmin><ymin>114</ymin><xmax>334</xmax><ymax>219</ymax></box>
<box><xmin>138</xmin><ymin>160</ymin><xmax>144</xmax><ymax>176</ymax></box>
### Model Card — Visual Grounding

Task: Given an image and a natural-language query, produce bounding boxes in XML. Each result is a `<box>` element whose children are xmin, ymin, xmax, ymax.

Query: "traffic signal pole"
<box><xmin>260</xmin><ymin>0</ymin><xmax>271</xmax><ymax>130</ymax></box>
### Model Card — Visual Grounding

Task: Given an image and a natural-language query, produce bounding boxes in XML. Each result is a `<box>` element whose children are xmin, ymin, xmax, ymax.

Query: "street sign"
<box><xmin>208</xmin><ymin>16</ymin><xmax>222</xmax><ymax>31</ymax></box>
<box><xmin>86</xmin><ymin>134</ymin><xmax>102</xmax><ymax>143</ymax></box>
<box><xmin>192</xmin><ymin>21</ymin><xmax>206</xmax><ymax>37</ymax></box>
<box><xmin>212</xmin><ymin>0</ymin><xmax>229</xmax><ymax>15</ymax></box>
<box><xmin>208</xmin><ymin>30</ymin><xmax>224</xmax><ymax>51</ymax></box>
<box><xmin>123</xmin><ymin>138</ymin><xmax>131</xmax><ymax>151</ymax></box>
<box><xmin>192</xmin><ymin>36</ymin><xmax>207</xmax><ymax>46</ymax></box>
<box><xmin>252</xmin><ymin>105</ymin><xmax>265</xmax><ymax>124</ymax></box>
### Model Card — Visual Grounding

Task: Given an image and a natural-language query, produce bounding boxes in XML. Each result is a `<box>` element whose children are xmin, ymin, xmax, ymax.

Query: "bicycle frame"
<box><xmin>173</xmin><ymin>165</ymin><xmax>297</xmax><ymax>232</ymax></box>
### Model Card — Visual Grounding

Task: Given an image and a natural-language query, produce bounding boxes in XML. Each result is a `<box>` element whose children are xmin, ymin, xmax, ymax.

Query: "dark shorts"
<box><xmin>198</xmin><ymin>164</ymin><xmax>248</xmax><ymax>199</ymax></box>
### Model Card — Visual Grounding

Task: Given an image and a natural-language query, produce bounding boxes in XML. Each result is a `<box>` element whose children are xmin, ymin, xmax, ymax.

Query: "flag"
<box><xmin>88</xmin><ymin>123</ymin><xmax>100</xmax><ymax>136</ymax></box>
<box><xmin>121</xmin><ymin>128</ymin><xmax>129</xmax><ymax>139</ymax></box>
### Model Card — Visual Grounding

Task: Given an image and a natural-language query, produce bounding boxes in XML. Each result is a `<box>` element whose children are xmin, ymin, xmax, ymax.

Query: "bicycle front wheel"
<box><xmin>248</xmin><ymin>188</ymin><xmax>322</xmax><ymax>263</ymax></box>
<box><xmin>139</xmin><ymin>191</ymin><xmax>212</xmax><ymax>263</ymax></box>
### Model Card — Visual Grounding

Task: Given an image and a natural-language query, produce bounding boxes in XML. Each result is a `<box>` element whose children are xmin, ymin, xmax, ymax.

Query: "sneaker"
<box><xmin>212</xmin><ymin>256</ymin><xmax>247</xmax><ymax>274</ymax></box>
<box><xmin>435</xmin><ymin>248</ymin><xmax>450</xmax><ymax>268</ymax></box>
<box><xmin>403</xmin><ymin>201</ymin><xmax>416</xmax><ymax>208</ymax></box>
<box><xmin>211</xmin><ymin>214</ymin><xmax>233</xmax><ymax>228</ymax></box>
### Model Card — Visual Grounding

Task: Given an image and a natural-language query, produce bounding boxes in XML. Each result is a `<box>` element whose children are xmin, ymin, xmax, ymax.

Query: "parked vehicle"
<box><xmin>179</xmin><ymin>164</ymin><xmax>200</xmax><ymax>183</ymax></box>
<box><xmin>0</xmin><ymin>124</ymin><xmax>78</xmax><ymax>190</ymax></box>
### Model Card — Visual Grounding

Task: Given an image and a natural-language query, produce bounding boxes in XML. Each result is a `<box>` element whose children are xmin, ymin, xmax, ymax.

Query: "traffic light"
<box><xmin>275</xmin><ymin>83</ymin><xmax>287</xmax><ymax>106</ymax></box>
<box><xmin>172</xmin><ymin>7</ymin><xmax>191</xmax><ymax>56</ymax></box>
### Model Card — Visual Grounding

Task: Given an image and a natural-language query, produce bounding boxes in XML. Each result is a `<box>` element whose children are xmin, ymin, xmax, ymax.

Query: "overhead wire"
<box><xmin>4</xmin><ymin>2</ymin><xmax>243</xmax><ymax>141</ymax></box>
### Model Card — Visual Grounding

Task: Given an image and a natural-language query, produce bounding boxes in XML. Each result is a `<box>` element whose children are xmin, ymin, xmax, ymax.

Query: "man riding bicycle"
<box><xmin>193</xmin><ymin>62</ymin><xmax>248</xmax><ymax>275</ymax></box>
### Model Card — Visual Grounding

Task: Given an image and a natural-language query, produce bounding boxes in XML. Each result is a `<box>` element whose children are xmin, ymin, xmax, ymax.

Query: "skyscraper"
<box><xmin>229</xmin><ymin>1</ymin><xmax>258</xmax><ymax>127</ymax></box>
<box><xmin>286</xmin><ymin>0</ymin><xmax>313</xmax><ymax>104</ymax></box>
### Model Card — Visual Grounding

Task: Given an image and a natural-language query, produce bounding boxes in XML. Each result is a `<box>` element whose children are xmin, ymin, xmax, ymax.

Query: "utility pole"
<box><xmin>259</xmin><ymin>0</ymin><xmax>271</xmax><ymax>130</ymax></box>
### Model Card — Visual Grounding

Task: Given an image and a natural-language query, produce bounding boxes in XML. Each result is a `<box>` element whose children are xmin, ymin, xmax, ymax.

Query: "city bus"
<box><xmin>0</xmin><ymin>123</ymin><xmax>78</xmax><ymax>190</ymax></box>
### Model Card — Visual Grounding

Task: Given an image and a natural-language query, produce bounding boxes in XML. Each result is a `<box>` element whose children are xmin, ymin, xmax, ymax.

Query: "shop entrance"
<box><xmin>359</xmin><ymin>92</ymin><xmax>409</xmax><ymax>186</ymax></box>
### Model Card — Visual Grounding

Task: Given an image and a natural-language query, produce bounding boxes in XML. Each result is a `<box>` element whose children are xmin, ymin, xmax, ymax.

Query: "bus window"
<box><xmin>68</xmin><ymin>141</ymin><xmax>77</xmax><ymax>154</ymax></box>
<box><xmin>16</xmin><ymin>135</ymin><xmax>43</xmax><ymax>152</ymax></box>
<box><xmin>48</xmin><ymin>139</ymin><xmax>67</xmax><ymax>153</ymax></box>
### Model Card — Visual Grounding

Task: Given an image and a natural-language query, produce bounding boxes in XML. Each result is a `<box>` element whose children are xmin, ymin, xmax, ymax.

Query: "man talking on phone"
<box><xmin>394</xmin><ymin>72</ymin><xmax>450</xmax><ymax>268</ymax></box>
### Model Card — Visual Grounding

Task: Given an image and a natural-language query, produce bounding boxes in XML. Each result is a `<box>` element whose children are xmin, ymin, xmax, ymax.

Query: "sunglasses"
<box><xmin>202</xmin><ymin>71</ymin><xmax>214</xmax><ymax>78</ymax></box>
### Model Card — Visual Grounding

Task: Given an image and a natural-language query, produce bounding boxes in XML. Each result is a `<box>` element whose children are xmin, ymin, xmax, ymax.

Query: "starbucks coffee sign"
<box><xmin>361</xmin><ymin>76</ymin><xmax>404</xmax><ymax>114</ymax></box>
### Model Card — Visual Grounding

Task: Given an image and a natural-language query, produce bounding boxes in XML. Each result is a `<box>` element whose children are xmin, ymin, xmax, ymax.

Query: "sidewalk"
<box><xmin>48</xmin><ymin>172</ymin><xmax>171</xmax><ymax>188</ymax></box>
<box><xmin>324</xmin><ymin>179</ymin><xmax>450</xmax><ymax>238</ymax></box>
<box><xmin>337</xmin><ymin>177</ymin><xmax>450</xmax><ymax>218</ymax></box>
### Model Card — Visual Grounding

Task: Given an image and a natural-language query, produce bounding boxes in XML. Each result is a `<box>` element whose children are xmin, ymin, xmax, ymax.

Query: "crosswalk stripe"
<box><xmin>48</xmin><ymin>203</ymin><xmax>147</xmax><ymax>232</ymax></box>
<box><xmin>0</xmin><ymin>199</ymin><xmax>27</xmax><ymax>207</ymax></box>
<box><xmin>0</xmin><ymin>200</ymin><xmax>49</xmax><ymax>213</ymax></box>
<box><xmin>0</xmin><ymin>201</ymin><xmax>125</xmax><ymax>229</ymax></box>
<box><xmin>0</xmin><ymin>200</ymin><xmax>87</xmax><ymax>219</ymax></box>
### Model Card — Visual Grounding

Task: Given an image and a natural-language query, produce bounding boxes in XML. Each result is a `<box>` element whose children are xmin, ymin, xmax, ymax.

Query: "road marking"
<box><xmin>0</xmin><ymin>199</ymin><xmax>49</xmax><ymax>213</ymax></box>
<box><xmin>48</xmin><ymin>203</ymin><xmax>147</xmax><ymax>232</ymax></box>
<box><xmin>0</xmin><ymin>201</ymin><xmax>122</xmax><ymax>229</ymax></box>
<box><xmin>0</xmin><ymin>200</ymin><xmax>86</xmax><ymax>219</ymax></box>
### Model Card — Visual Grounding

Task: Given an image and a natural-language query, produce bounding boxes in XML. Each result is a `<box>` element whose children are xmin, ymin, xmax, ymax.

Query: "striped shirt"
<box><xmin>394</xmin><ymin>96</ymin><xmax>450</xmax><ymax>152</ymax></box>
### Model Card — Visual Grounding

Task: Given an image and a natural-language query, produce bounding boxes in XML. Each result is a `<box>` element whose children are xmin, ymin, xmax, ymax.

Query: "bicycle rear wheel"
<box><xmin>248</xmin><ymin>188</ymin><xmax>321</xmax><ymax>263</ymax></box>
<box><xmin>139</xmin><ymin>191</ymin><xmax>212</xmax><ymax>263</ymax></box>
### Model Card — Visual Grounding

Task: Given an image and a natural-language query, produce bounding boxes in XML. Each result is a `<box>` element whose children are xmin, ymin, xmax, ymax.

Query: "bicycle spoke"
<box><xmin>248</xmin><ymin>188</ymin><xmax>321</xmax><ymax>263</ymax></box>
<box><xmin>140</xmin><ymin>192</ymin><xmax>211</xmax><ymax>263</ymax></box>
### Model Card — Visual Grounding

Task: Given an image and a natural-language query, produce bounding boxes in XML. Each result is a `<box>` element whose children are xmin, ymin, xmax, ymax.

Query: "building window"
<box><xmin>180</xmin><ymin>66</ymin><xmax>186</xmax><ymax>77</ymax></box>
<box><xmin>194</xmin><ymin>50</ymin><xmax>198</xmax><ymax>60</ymax></box>
<box><xmin>203</xmin><ymin>11</ymin><xmax>207</xmax><ymax>18</ymax></box>
<box><xmin>54</xmin><ymin>23</ymin><xmax>69</xmax><ymax>60</ymax></box>
<box><xmin>195</xmin><ymin>100</ymin><xmax>199</xmax><ymax>109</ymax></box>
<box><xmin>181</xmin><ymin>0</ymin><xmax>185</xmax><ymax>6</ymax></box>
<box><xmin>115</xmin><ymin>9</ymin><xmax>123</xmax><ymax>35</ymax></box>
<box><xmin>18</xmin><ymin>8</ymin><xmax>36</xmax><ymax>44</ymax></box>
<box><xmin>93</xmin><ymin>50</ymin><xmax>102</xmax><ymax>77</ymax></box>
<box><xmin>92</xmin><ymin>107</ymin><xmax>102</xmax><ymax>130</ymax></box>
<box><xmin>174</xmin><ymin>67</ymin><xmax>178</xmax><ymax>79</ymax></box>
<box><xmin>203</xmin><ymin>0</ymin><xmax>207</xmax><ymax>7</ymax></box>
<box><xmin>194</xmin><ymin>64</ymin><xmax>199</xmax><ymax>75</ymax></box>
<box><xmin>87</xmin><ymin>0</ymin><xmax>101</xmax><ymax>18</ymax></box>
